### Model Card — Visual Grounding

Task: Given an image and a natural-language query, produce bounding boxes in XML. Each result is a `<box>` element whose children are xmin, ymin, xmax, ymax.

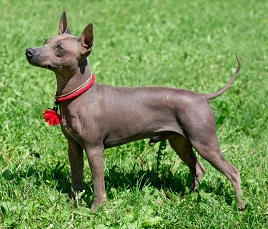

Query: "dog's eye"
<box><xmin>56</xmin><ymin>45</ymin><xmax>63</xmax><ymax>51</ymax></box>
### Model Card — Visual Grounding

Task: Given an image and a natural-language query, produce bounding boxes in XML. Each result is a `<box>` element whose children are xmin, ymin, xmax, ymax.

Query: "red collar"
<box><xmin>56</xmin><ymin>73</ymin><xmax>95</xmax><ymax>103</ymax></box>
<box><xmin>42</xmin><ymin>73</ymin><xmax>95</xmax><ymax>126</ymax></box>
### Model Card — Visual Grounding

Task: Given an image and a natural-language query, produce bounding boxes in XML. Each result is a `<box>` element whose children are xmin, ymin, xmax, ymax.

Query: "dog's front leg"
<box><xmin>85</xmin><ymin>145</ymin><xmax>106</xmax><ymax>211</ymax></box>
<box><xmin>67</xmin><ymin>139</ymin><xmax>85</xmax><ymax>193</ymax></box>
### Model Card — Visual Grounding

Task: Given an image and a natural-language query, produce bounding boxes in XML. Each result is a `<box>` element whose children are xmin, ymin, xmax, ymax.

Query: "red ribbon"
<box><xmin>42</xmin><ymin>107</ymin><xmax>61</xmax><ymax>126</ymax></box>
<box><xmin>42</xmin><ymin>74</ymin><xmax>95</xmax><ymax>126</ymax></box>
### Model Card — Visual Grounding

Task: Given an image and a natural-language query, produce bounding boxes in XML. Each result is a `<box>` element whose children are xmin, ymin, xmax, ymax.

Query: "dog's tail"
<box><xmin>203</xmin><ymin>54</ymin><xmax>241</xmax><ymax>102</ymax></box>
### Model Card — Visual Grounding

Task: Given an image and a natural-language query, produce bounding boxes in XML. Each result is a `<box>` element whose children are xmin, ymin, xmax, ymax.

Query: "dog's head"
<box><xmin>26</xmin><ymin>11</ymin><xmax>94</xmax><ymax>74</ymax></box>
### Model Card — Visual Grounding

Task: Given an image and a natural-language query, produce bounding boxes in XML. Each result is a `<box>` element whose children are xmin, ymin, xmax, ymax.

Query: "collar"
<box><xmin>55</xmin><ymin>73</ymin><xmax>95</xmax><ymax>103</ymax></box>
<box><xmin>42</xmin><ymin>73</ymin><xmax>95</xmax><ymax>126</ymax></box>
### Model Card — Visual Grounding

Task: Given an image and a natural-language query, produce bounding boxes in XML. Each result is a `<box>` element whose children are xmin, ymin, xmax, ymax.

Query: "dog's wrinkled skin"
<box><xmin>26</xmin><ymin>11</ymin><xmax>245</xmax><ymax>211</ymax></box>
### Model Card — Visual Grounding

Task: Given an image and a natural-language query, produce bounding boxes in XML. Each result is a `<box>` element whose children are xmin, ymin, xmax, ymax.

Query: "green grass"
<box><xmin>0</xmin><ymin>0</ymin><xmax>267</xmax><ymax>228</ymax></box>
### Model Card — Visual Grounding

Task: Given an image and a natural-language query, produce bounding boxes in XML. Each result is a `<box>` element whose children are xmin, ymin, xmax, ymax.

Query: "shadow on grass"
<box><xmin>2</xmin><ymin>161</ymin><xmax>72</xmax><ymax>194</ymax></box>
<box><xmin>81</xmin><ymin>165</ymin><xmax>233</xmax><ymax>208</ymax></box>
<box><xmin>104</xmin><ymin>165</ymin><xmax>190</xmax><ymax>197</ymax></box>
<box><xmin>103</xmin><ymin>140</ymin><xmax>190</xmax><ymax>199</ymax></box>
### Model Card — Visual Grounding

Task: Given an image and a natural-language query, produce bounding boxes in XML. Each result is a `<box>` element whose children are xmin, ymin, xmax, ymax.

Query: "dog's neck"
<box><xmin>55</xmin><ymin>59</ymin><xmax>91</xmax><ymax>97</ymax></box>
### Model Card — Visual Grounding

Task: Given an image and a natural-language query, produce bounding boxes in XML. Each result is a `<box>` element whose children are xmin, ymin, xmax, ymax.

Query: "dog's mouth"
<box><xmin>28</xmin><ymin>60</ymin><xmax>53</xmax><ymax>70</ymax></box>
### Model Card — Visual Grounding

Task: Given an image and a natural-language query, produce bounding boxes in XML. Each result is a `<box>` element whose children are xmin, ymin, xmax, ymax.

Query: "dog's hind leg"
<box><xmin>189</xmin><ymin>129</ymin><xmax>245</xmax><ymax>210</ymax></box>
<box><xmin>168</xmin><ymin>134</ymin><xmax>206</xmax><ymax>191</ymax></box>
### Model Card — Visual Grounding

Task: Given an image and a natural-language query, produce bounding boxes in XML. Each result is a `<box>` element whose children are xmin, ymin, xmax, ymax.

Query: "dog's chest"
<box><xmin>60</xmin><ymin>115</ymin><xmax>83</xmax><ymax>143</ymax></box>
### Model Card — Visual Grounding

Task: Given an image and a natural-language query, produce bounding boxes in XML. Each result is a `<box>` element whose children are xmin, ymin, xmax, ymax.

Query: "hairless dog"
<box><xmin>25</xmin><ymin>11</ymin><xmax>245</xmax><ymax>211</ymax></box>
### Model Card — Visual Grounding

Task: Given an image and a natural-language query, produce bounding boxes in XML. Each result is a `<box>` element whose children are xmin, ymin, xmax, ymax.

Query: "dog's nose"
<box><xmin>25</xmin><ymin>48</ymin><xmax>36</xmax><ymax>59</ymax></box>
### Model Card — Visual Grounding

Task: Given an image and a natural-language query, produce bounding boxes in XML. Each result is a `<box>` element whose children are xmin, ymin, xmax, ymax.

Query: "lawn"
<box><xmin>0</xmin><ymin>0</ymin><xmax>267</xmax><ymax>228</ymax></box>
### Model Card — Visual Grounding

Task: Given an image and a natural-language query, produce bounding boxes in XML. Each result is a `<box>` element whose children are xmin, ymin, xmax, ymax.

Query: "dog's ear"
<box><xmin>78</xmin><ymin>23</ymin><xmax>94</xmax><ymax>56</ymax></box>
<box><xmin>58</xmin><ymin>11</ymin><xmax>71</xmax><ymax>35</ymax></box>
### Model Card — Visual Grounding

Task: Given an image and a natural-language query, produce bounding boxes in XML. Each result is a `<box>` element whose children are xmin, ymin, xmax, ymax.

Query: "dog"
<box><xmin>25</xmin><ymin>11</ymin><xmax>245</xmax><ymax>211</ymax></box>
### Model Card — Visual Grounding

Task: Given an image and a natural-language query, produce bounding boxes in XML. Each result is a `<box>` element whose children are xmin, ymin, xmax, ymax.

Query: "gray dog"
<box><xmin>25</xmin><ymin>11</ymin><xmax>245</xmax><ymax>211</ymax></box>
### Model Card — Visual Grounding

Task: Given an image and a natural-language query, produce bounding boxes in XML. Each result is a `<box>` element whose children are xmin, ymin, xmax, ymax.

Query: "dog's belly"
<box><xmin>101</xmin><ymin>112</ymin><xmax>184</xmax><ymax>148</ymax></box>
<box><xmin>103</xmin><ymin>130</ymin><xmax>183</xmax><ymax>149</ymax></box>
